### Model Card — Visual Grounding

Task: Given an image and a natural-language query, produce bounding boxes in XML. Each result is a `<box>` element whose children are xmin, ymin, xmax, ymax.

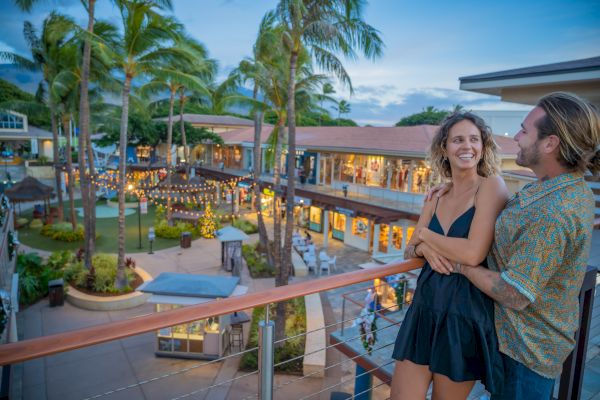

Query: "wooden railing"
<box><xmin>0</xmin><ymin>258</ymin><xmax>424</xmax><ymax>365</ymax></box>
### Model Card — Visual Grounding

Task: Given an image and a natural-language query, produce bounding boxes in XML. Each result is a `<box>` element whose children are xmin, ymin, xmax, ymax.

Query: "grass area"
<box><xmin>17</xmin><ymin>199</ymin><xmax>179</xmax><ymax>253</ymax></box>
<box><xmin>239</xmin><ymin>297</ymin><xmax>306</xmax><ymax>374</ymax></box>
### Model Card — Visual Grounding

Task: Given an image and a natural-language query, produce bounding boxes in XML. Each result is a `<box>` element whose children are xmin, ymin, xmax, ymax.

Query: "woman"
<box><xmin>391</xmin><ymin>112</ymin><xmax>509</xmax><ymax>399</ymax></box>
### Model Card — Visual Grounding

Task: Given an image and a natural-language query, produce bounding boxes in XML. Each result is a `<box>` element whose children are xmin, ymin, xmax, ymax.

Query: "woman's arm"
<box><xmin>418</xmin><ymin>175</ymin><xmax>509</xmax><ymax>266</ymax></box>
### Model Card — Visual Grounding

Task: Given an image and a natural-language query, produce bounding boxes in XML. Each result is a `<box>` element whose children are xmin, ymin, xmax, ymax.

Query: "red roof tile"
<box><xmin>219</xmin><ymin>125</ymin><xmax>519</xmax><ymax>157</ymax></box>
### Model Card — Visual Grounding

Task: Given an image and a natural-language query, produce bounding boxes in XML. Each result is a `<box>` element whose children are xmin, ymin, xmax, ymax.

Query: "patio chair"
<box><xmin>328</xmin><ymin>256</ymin><xmax>337</xmax><ymax>272</ymax></box>
<box><xmin>307</xmin><ymin>258</ymin><xmax>318</xmax><ymax>273</ymax></box>
<box><xmin>320</xmin><ymin>260</ymin><xmax>330</xmax><ymax>275</ymax></box>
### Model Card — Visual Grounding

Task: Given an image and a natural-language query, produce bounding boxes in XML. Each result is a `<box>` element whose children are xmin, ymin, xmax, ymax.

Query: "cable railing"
<box><xmin>2</xmin><ymin>258</ymin><xmax>597</xmax><ymax>400</ymax></box>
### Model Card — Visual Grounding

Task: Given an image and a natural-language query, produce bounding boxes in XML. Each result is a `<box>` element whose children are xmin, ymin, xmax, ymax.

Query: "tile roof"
<box><xmin>219</xmin><ymin>125</ymin><xmax>520</xmax><ymax>157</ymax></box>
<box><xmin>157</xmin><ymin>114</ymin><xmax>254</xmax><ymax>127</ymax></box>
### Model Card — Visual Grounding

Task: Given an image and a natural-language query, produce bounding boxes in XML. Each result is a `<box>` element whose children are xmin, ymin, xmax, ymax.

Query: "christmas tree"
<box><xmin>197</xmin><ymin>203</ymin><xmax>217</xmax><ymax>238</ymax></box>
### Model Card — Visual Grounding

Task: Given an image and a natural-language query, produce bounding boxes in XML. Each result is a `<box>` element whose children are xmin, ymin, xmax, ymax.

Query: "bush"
<box><xmin>155</xmin><ymin>220</ymin><xmax>195</xmax><ymax>239</ymax></box>
<box><xmin>17</xmin><ymin>217</ymin><xmax>28</xmax><ymax>227</ymax></box>
<box><xmin>239</xmin><ymin>297</ymin><xmax>306</xmax><ymax>374</ymax></box>
<box><xmin>64</xmin><ymin>253</ymin><xmax>134</xmax><ymax>294</ymax></box>
<box><xmin>16</xmin><ymin>252</ymin><xmax>64</xmax><ymax>306</ymax></box>
<box><xmin>41</xmin><ymin>222</ymin><xmax>84</xmax><ymax>242</ymax></box>
<box><xmin>108</xmin><ymin>193</ymin><xmax>138</xmax><ymax>203</ymax></box>
<box><xmin>29</xmin><ymin>219</ymin><xmax>43</xmax><ymax>229</ymax></box>
<box><xmin>242</xmin><ymin>243</ymin><xmax>274</xmax><ymax>278</ymax></box>
<box><xmin>232</xmin><ymin>218</ymin><xmax>258</xmax><ymax>234</ymax></box>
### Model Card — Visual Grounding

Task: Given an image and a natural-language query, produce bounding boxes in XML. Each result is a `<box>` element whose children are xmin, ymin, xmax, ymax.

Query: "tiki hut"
<box><xmin>5</xmin><ymin>176</ymin><xmax>55</xmax><ymax>215</ymax></box>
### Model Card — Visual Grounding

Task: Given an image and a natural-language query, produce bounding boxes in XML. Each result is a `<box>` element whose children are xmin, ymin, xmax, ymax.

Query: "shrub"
<box><xmin>242</xmin><ymin>243</ymin><xmax>274</xmax><ymax>278</ymax></box>
<box><xmin>155</xmin><ymin>220</ymin><xmax>195</xmax><ymax>239</ymax></box>
<box><xmin>239</xmin><ymin>297</ymin><xmax>306</xmax><ymax>374</ymax></box>
<box><xmin>29</xmin><ymin>219</ymin><xmax>43</xmax><ymax>229</ymax></box>
<box><xmin>232</xmin><ymin>218</ymin><xmax>258</xmax><ymax>234</ymax></box>
<box><xmin>41</xmin><ymin>222</ymin><xmax>84</xmax><ymax>242</ymax></box>
<box><xmin>16</xmin><ymin>252</ymin><xmax>63</xmax><ymax>306</ymax></box>
<box><xmin>64</xmin><ymin>253</ymin><xmax>134</xmax><ymax>294</ymax></box>
<box><xmin>17</xmin><ymin>217</ymin><xmax>28</xmax><ymax>227</ymax></box>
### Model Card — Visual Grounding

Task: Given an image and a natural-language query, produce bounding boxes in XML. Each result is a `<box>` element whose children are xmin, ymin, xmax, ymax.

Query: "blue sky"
<box><xmin>1</xmin><ymin>0</ymin><xmax>599</xmax><ymax>126</ymax></box>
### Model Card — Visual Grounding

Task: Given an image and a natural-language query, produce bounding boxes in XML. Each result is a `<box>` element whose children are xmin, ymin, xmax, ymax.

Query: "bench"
<box><xmin>303</xmin><ymin>293</ymin><xmax>326</xmax><ymax>377</ymax></box>
<box><xmin>292</xmin><ymin>248</ymin><xmax>309</xmax><ymax>277</ymax></box>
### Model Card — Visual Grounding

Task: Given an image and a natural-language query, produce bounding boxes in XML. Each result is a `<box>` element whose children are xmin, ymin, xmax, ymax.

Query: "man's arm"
<box><xmin>456</xmin><ymin>264</ymin><xmax>531</xmax><ymax>310</ymax></box>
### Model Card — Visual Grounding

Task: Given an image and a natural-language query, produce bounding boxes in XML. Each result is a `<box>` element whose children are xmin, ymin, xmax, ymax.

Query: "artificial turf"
<box><xmin>17</xmin><ymin>199</ymin><xmax>180</xmax><ymax>253</ymax></box>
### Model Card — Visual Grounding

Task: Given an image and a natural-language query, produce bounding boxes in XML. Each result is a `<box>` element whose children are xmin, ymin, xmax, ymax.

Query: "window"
<box><xmin>379</xmin><ymin>224</ymin><xmax>389</xmax><ymax>253</ymax></box>
<box><xmin>392</xmin><ymin>226</ymin><xmax>403</xmax><ymax>250</ymax></box>
<box><xmin>332</xmin><ymin>213</ymin><xmax>346</xmax><ymax>231</ymax></box>
<box><xmin>309</xmin><ymin>206</ymin><xmax>322</xmax><ymax>225</ymax></box>
<box><xmin>352</xmin><ymin>217</ymin><xmax>369</xmax><ymax>239</ymax></box>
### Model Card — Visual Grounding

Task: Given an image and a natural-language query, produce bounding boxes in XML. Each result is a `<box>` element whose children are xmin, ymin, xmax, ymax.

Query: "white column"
<box><xmin>401</xmin><ymin>220</ymin><xmax>409</xmax><ymax>251</ymax></box>
<box><xmin>322</xmin><ymin>210</ymin><xmax>329</xmax><ymax>248</ymax></box>
<box><xmin>315</xmin><ymin>153</ymin><xmax>321</xmax><ymax>185</ymax></box>
<box><xmin>372</xmin><ymin>222</ymin><xmax>380</xmax><ymax>254</ymax></box>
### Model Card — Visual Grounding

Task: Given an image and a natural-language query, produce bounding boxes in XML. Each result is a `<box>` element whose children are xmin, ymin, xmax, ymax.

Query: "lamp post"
<box><xmin>128</xmin><ymin>184</ymin><xmax>142</xmax><ymax>249</ymax></box>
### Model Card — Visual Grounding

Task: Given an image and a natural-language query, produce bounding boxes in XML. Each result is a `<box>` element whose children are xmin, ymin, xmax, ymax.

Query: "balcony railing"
<box><xmin>0</xmin><ymin>258</ymin><xmax>596</xmax><ymax>400</ymax></box>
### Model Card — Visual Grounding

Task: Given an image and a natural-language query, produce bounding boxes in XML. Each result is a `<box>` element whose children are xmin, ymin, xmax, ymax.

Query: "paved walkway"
<box><xmin>10</xmin><ymin>214</ymin><xmax>600</xmax><ymax>400</ymax></box>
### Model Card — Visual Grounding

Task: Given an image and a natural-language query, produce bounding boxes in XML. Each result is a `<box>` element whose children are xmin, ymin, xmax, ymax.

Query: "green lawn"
<box><xmin>17</xmin><ymin>199</ymin><xmax>180</xmax><ymax>253</ymax></box>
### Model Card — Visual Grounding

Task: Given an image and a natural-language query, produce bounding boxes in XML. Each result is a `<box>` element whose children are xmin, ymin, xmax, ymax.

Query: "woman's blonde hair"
<box><xmin>536</xmin><ymin>92</ymin><xmax>600</xmax><ymax>176</ymax></box>
<box><xmin>429</xmin><ymin>112</ymin><xmax>501</xmax><ymax>179</ymax></box>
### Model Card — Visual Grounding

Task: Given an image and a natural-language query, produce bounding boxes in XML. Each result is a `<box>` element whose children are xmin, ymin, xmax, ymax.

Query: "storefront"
<box><xmin>331</xmin><ymin>211</ymin><xmax>346</xmax><ymax>241</ymax></box>
<box><xmin>139</xmin><ymin>273</ymin><xmax>248</xmax><ymax>360</ymax></box>
<box><xmin>309</xmin><ymin>206</ymin><xmax>323</xmax><ymax>232</ymax></box>
<box><xmin>261</xmin><ymin>188</ymin><xmax>274</xmax><ymax>217</ymax></box>
<box><xmin>373</xmin><ymin>221</ymin><xmax>415</xmax><ymax>256</ymax></box>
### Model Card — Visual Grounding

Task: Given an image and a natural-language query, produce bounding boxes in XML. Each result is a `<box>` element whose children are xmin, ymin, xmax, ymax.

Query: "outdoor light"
<box><xmin>148</xmin><ymin>226</ymin><xmax>155</xmax><ymax>254</ymax></box>
<box><xmin>127</xmin><ymin>184</ymin><xmax>133</xmax><ymax>191</ymax></box>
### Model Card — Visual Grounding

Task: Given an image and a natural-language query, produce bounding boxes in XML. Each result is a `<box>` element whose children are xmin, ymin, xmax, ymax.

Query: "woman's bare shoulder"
<box><xmin>478</xmin><ymin>175</ymin><xmax>509</xmax><ymax>201</ymax></box>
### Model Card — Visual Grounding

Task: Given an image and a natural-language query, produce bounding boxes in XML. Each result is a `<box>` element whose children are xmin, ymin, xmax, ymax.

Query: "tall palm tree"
<box><xmin>0</xmin><ymin>13</ymin><xmax>77</xmax><ymax>222</ymax></box>
<box><xmin>318</xmin><ymin>82</ymin><xmax>336</xmax><ymax>124</ymax></box>
<box><xmin>113</xmin><ymin>0</ymin><xmax>193</xmax><ymax>288</ymax></box>
<box><xmin>336</xmin><ymin>99</ymin><xmax>351</xmax><ymax>119</ymax></box>
<box><xmin>276</xmin><ymin>0</ymin><xmax>383</xmax><ymax>288</ymax></box>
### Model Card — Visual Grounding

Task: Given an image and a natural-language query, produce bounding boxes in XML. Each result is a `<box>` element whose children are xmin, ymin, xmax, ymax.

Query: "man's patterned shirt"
<box><xmin>488</xmin><ymin>172</ymin><xmax>594</xmax><ymax>378</ymax></box>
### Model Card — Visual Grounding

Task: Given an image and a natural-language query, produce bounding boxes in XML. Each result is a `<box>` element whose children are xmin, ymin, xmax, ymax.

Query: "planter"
<box><xmin>66</xmin><ymin>266</ymin><xmax>152</xmax><ymax>311</ymax></box>
<box><xmin>106</xmin><ymin>199</ymin><xmax>138</xmax><ymax>209</ymax></box>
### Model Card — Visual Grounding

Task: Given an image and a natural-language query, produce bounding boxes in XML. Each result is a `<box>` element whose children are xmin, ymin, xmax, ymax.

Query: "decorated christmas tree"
<box><xmin>197</xmin><ymin>203</ymin><xmax>217</xmax><ymax>238</ymax></box>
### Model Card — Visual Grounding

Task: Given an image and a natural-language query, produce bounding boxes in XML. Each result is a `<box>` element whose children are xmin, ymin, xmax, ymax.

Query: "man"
<box><xmin>451</xmin><ymin>92</ymin><xmax>600</xmax><ymax>399</ymax></box>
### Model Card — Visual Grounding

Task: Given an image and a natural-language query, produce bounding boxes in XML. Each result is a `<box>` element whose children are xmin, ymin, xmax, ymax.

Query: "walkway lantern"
<box><xmin>148</xmin><ymin>226</ymin><xmax>155</xmax><ymax>254</ymax></box>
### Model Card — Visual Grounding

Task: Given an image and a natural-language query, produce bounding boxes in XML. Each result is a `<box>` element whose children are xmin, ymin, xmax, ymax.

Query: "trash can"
<box><xmin>180</xmin><ymin>231</ymin><xmax>192</xmax><ymax>248</ymax></box>
<box><xmin>48</xmin><ymin>278</ymin><xmax>64</xmax><ymax>307</ymax></box>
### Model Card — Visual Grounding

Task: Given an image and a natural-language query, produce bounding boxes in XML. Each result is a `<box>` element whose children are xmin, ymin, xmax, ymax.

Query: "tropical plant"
<box><xmin>335</xmin><ymin>99</ymin><xmax>351</xmax><ymax>119</ymax></box>
<box><xmin>112</xmin><ymin>0</ymin><xmax>196</xmax><ymax>289</ymax></box>
<box><xmin>395</xmin><ymin>105</ymin><xmax>450</xmax><ymax>126</ymax></box>
<box><xmin>317</xmin><ymin>82</ymin><xmax>337</xmax><ymax>124</ymax></box>
<box><xmin>274</xmin><ymin>0</ymin><xmax>383</xmax><ymax>340</ymax></box>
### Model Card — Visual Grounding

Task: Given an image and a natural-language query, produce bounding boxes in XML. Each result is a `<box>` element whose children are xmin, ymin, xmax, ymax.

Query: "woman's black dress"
<box><xmin>392</xmin><ymin>206</ymin><xmax>503</xmax><ymax>394</ymax></box>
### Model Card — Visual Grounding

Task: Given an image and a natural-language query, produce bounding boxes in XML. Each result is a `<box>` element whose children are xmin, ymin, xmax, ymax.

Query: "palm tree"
<box><xmin>0</xmin><ymin>13</ymin><xmax>76</xmax><ymax>223</ymax></box>
<box><xmin>141</xmin><ymin>39</ymin><xmax>213</xmax><ymax>225</ymax></box>
<box><xmin>275</xmin><ymin>0</ymin><xmax>383</xmax><ymax>286</ymax></box>
<box><xmin>336</xmin><ymin>99</ymin><xmax>351</xmax><ymax>119</ymax></box>
<box><xmin>318</xmin><ymin>82</ymin><xmax>336</xmax><ymax>124</ymax></box>
<box><xmin>113</xmin><ymin>0</ymin><xmax>193</xmax><ymax>288</ymax></box>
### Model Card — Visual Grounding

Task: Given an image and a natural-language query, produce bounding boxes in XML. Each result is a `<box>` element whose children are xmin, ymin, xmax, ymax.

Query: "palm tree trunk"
<box><xmin>116</xmin><ymin>76</ymin><xmax>132</xmax><ymax>289</ymax></box>
<box><xmin>277</xmin><ymin>50</ymin><xmax>299</xmax><ymax>342</ymax></box>
<box><xmin>166</xmin><ymin>88</ymin><xmax>176</xmax><ymax>226</ymax></box>
<box><xmin>77</xmin><ymin>0</ymin><xmax>96</xmax><ymax>271</ymax></box>
<box><xmin>49</xmin><ymin>105</ymin><xmax>64</xmax><ymax>221</ymax></box>
<box><xmin>62</xmin><ymin>115</ymin><xmax>77</xmax><ymax>231</ymax></box>
<box><xmin>251</xmin><ymin>86</ymin><xmax>272</xmax><ymax>265</ymax></box>
<box><xmin>179</xmin><ymin>89</ymin><xmax>190</xmax><ymax>181</ymax></box>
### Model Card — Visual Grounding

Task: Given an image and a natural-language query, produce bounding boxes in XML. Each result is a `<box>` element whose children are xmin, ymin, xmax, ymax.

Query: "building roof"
<box><xmin>218</xmin><ymin>125</ymin><xmax>520</xmax><ymax>157</ymax></box>
<box><xmin>459</xmin><ymin>56</ymin><xmax>600</xmax><ymax>106</ymax></box>
<box><xmin>216</xmin><ymin>226</ymin><xmax>249</xmax><ymax>242</ymax></box>
<box><xmin>157</xmin><ymin>114</ymin><xmax>254</xmax><ymax>127</ymax></box>
<box><xmin>5</xmin><ymin>176</ymin><xmax>54</xmax><ymax>202</ymax></box>
<box><xmin>139</xmin><ymin>272</ymin><xmax>240</xmax><ymax>298</ymax></box>
<box><xmin>460</xmin><ymin>57</ymin><xmax>600</xmax><ymax>83</ymax></box>
<box><xmin>0</xmin><ymin>124</ymin><xmax>52</xmax><ymax>140</ymax></box>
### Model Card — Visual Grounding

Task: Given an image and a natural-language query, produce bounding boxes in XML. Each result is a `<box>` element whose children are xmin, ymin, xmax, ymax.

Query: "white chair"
<box><xmin>328</xmin><ymin>255</ymin><xmax>337</xmax><ymax>272</ymax></box>
<box><xmin>307</xmin><ymin>258</ymin><xmax>318</xmax><ymax>273</ymax></box>
<box><xmin>304</xmin><ymin>252</ymin><xmax>316</xmax><ymax>264</ymax></box>
<box><xmin>319</xmin><ymin>250</ymin><xmax>329</xmax><ymax>262</ymax></box>
<box><xmin>320</xmin><ymin>260</ymin><xmax>330</xmax><ymax>275</ymax></box>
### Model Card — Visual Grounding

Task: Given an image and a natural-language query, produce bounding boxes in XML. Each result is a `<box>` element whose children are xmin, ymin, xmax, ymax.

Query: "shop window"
<box><xmin>339</xmin><ymin>154</ymin><xmax>354</xmax><ymax>183</ymax></box>
<box><xmin>378</xmin><ymin>224</ymin><xmax>389</xmax><ymax>253</ymax></box>
<box><xmin>352</xmin><ymin>217</ymin><xmax>369</xmax><ymax>239</ymax></box>
<box><xmin>392</xmin><ymin>226</ymin><xmax>403</xmax><ymax>250</ymax></box>
<box><xmin>333</xmin><ymin>213</ymin><xmax>346</xmax><ymax>231</ymax></box>
<box><xmin>407</xmin><ymin>226</ymin><xmax>415</xmax><ymax>242</ymax></box>
<box><xmin>310</xmin><ymin>206</ymin><xmax>322</xmax><ymax>225</ymax></box>
<box><xmin>411</xmin><ymin>161</ymin><xmax>431</xmax><ymax>193</ymax></box>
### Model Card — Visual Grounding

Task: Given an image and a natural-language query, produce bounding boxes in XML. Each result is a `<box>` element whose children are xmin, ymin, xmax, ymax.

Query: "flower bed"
<box><xmin>242</xmin><ymin>243</ymin><xmax>274</xmax><ymax>278</ymax></box>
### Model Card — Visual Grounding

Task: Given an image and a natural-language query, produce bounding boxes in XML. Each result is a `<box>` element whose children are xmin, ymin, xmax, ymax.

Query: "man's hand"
<box><xmin>420</xmin><ymin>243</ymin><xmax>454</xmax><ymax>275</ymax></box>
<box><xmin>425</xmin><ymin>182</ymin><xmax>452</xmax><ymax>201</ymax></box>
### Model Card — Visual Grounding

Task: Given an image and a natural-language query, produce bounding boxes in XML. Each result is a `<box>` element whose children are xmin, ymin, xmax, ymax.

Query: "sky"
<box><xmin>0</xmin><ymin>0</ymin><xmax>599</xmax><ymax>126</ymax></box>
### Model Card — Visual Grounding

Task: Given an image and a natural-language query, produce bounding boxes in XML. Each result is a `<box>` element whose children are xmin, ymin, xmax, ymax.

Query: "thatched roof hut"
<box><xmin>5</xmin><ymin>176</ymin><xmax>54</xmax><ymax>203</ymax></box>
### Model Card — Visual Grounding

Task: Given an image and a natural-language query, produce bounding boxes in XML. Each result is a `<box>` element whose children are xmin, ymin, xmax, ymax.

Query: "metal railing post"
<box><xmin>258</xmin><ymin>305</ymin><xmax>274</xmax><ymax>400</ymax></box>
<box><xmin>341</xmin><ymin>297</ymin><xmax>346</xmax><ymax>336</ymax></box>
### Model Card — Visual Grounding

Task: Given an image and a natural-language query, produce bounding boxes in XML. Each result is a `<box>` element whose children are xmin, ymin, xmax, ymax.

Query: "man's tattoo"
<box><xmin>490</xmin><ymin>275</ymin><xmax>529</xmax><ymax>309</ymax></box>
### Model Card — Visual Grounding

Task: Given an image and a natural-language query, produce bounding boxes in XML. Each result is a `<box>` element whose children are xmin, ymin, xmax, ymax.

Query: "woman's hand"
<box><xmin>420</xmin><ymin>243</ymin><xmax>454</xmax><ymax>275</ymax></box>
<box><xmin>425</xmin><ymin>182</ymin><xmax>452</xmax><ymax>201</ymax></box>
